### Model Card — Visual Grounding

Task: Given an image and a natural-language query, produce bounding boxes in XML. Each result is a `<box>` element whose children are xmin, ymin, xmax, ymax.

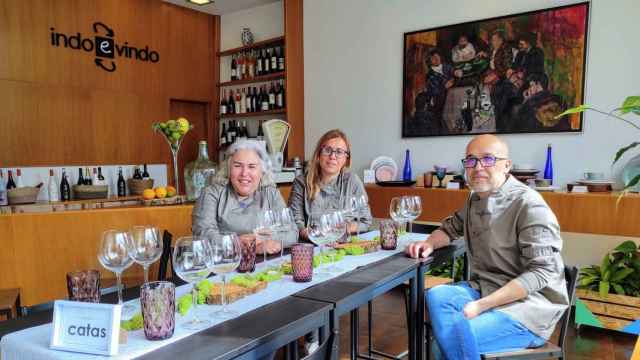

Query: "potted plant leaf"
<box><xmin>575</xmin><ymin>240</ymin><xmax>640</xmax><ymax>334</ymax></box>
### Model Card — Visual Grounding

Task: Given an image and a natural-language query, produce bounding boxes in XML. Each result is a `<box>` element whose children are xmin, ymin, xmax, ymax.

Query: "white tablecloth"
<box><xmin>0</xmin><ymin>232</ymin><xmax>427</xmax><ymax>359</ymax></box>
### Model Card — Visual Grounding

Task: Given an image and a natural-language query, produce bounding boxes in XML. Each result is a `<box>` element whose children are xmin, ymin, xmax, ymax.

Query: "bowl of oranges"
<box><xmin>141</xmin><ymin>186</ymin><xmax>182</xmax><ymax>206</ymax></box>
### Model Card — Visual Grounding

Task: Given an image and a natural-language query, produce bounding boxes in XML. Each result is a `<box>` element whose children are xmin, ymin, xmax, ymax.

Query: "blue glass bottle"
<box><xmin>403</xmin><ymin>149</ymin><xmax>412</xmax><ymax>181</ymax></box>
<box><xmin>543</xmin><ymin>144</ymin><xmax>553</xmax><ymax>185</ymax></box>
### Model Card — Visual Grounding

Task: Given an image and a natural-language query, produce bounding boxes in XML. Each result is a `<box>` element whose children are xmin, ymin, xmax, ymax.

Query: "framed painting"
<box><xmin>402</xmin><ymin>2</ymin><xmax>589</xmax><ymax>137</ymax></box>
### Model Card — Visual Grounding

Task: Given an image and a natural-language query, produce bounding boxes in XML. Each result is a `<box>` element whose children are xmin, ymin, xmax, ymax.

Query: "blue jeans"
<box><xmin>426</xmin><ymin>282</ymin><xmax>546</xmax><ymax>360</ymax></box>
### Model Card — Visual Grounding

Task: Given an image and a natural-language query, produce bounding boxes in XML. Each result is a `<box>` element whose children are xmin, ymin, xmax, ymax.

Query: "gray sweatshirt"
<box><xmin>439</xmin><ymin>175</ymin><xmax>569</xmax><ymax>340</ymax></box>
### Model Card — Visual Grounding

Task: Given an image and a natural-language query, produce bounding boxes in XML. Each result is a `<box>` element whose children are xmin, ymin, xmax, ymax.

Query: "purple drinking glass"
<box><xmin>291</xmin><ymin>244</ymin><xmax>314</xmax><ymax>282</ymax></box>
<box><xmin>140</xmin><ymin>281</ymin><xmax>175</xmax><ymax>340</ymax></box>
<box><xmin>238</xmin><ymin>236</ymin><xmax>257</xmax><ymax>273</ymax></box>
<box><xmin>380</xmin><ymin>220</ymin><xmax>399</xmax><ymax>250</ymax></box>
<box><xmin>66</xmin><ymin>270</ymin><xmax>101</xmax><ymax>303</ymax></box>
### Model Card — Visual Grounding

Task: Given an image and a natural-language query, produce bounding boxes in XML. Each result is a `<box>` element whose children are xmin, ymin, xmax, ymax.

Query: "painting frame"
<box><xmin>402</xmin><ymin>2</ymin><xmax>590</xmax><ymax>138</ymax></box>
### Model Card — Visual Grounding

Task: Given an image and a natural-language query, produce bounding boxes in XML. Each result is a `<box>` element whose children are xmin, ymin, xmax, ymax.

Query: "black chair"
<box><xmin>480</xmin><ymin>265</ymin><xmax>579</xmax><ymax>360</ymax></box>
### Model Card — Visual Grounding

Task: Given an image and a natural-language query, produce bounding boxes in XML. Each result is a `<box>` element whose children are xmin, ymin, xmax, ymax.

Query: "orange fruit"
<box><xmin>142</xmin><ymin>189</ymin><xmax>156</xmax><ymax>200</ymax></box>
<box><xmin>166</xmin><ymin>186</ymin><xmax>177</xmax><ymax>197</ymax></box>
<box><xmin>154</xmin><ymin>187</ymin><xmax>167</xmax><ymax>199</ymax></box>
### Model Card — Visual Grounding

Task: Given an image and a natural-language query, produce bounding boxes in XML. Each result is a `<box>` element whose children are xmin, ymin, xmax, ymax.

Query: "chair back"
<box><xmin>558</xmin><ymin>265</ymin><xmax>579</xmax><ymax>353</ymax></box>
<box><xmin>301</xmin><ymin>333</ymin><xmax>334</xmax><ymax>360</ymax></box>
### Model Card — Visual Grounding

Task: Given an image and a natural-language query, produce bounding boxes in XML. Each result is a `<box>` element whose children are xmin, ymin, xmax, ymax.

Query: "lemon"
<box><xmin>166</xmin><ymin>186</ymin><xmax>177</xmax><ymax>197</ymax></box>
<box><xmin>155</xmin><ymin>187</ymin><xmax>167</xmax><ymax>199</ymax></box>
<box><xmin>177</xmin><ymin>118</ymin><xmax>190</xmax><ymax>133</ymax></box>
<box><xmin>142</xmin><ymin>189</ymin><xmax>156</xmax><ymax>200</ymax></box>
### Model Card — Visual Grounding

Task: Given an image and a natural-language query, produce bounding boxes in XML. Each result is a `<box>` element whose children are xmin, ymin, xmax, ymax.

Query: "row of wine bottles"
<box><xmin>230</xmin><ymin>45</ymin><xmax>285</xmax><ymax>81</ymax></box>
<box><xmin>219</xmin><ymin>120</ymin><xmax>264</xmax><ymax>147</ymax></box>
<box><xmin>0</xmin><ymin>165</ymin><xmax>151</xmax><ymax>204</ymax></box>
<box><xmin>220</xmin><ymin>81</ymin><xmax>285</xmax><ymax>115</ymax></box>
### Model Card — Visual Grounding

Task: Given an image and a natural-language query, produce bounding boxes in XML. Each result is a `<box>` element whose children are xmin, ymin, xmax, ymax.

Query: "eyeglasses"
<box><xmin>320</xmin><ymin>146</ymin><xmax>350</xmax><ymax>159</ymax></box>
<box><xmin>461</xmin><ymin>155</ymin><xmax>508</xmax><ymax>168</ymax></box>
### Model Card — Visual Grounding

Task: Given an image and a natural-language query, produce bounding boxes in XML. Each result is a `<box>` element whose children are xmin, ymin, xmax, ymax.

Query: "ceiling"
<box><xmin>163</xmin><ymin>0</ymin><xmax>280</xmax><ymax>15</ymax></box>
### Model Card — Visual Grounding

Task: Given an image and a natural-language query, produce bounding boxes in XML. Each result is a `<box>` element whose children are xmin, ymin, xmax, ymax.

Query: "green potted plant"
<box><xmin>575</xmin><ymin>240</ymin><xmax>640</xmax><ymax>334</ymax></box>
<box><xmin>557</xmin><ymin>96</ymin><xmax>640</xmax><ymax>191</ymax></box>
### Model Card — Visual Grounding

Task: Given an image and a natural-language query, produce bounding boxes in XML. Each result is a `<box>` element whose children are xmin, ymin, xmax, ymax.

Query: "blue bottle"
<box><xmin>543</xmin><ymin>144</ymin><xmax>553</xmax><ymax>185</ymax></box>
<box><xmin>403</xmin><ymin>149</ymin><xmax>412</xmax><ymax>181</ymax></box>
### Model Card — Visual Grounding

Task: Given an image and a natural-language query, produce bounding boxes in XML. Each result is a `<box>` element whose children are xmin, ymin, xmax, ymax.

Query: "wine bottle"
<box><xmin>6</xmin><ymin>170</ymin><xmax>16</xmax><ymax>190</ymax></box>
<box><xmin>270</xmin><ymin>47</ymin><xmax>277</xmax><ymax>72</ymax></box>
<box><xmin>261</xmin><ymin>85</ymin><xmax>269</xmax><ymax>111</ymax></box>
<box><xmin>251</xmin><ymin>86</ymin><xmax>258</xmax><ymax>113</ymax></box>
<box><xmin>60</xmin><ymin>168</ymin><xmax>71</xmax><ymax>201</ymax></box>
<box><xmin>240</xmin><ymin>88</ymin><xmax>247</xmax><ymax>114</ymax></box>
<box><xmin>15</xmin><ymin>168</ymin><xmax>24</xmax><ymax>188</ymax></box>
<box><xmin>220</xmin><ymin>121</ymin><xmax>228</xmax><ymax>147</ymax></box>
<box><xmin>264</xmin><ymin>49</ymin><xmax>271</xmax><ymax>74</ymax></box>
<box><xmin>47</xmin><ymin>169</ymin><xmax>59</xmax><ymax>202</ymax></box>
<box><xmin>84</xmin><ymin>168</ymin><xmax>92</xmax><ymax>185</ymax></box>
<box><xmin>543</xmin><ymin>144</ymin><xmax>553</xmax><ymax>185</ymax></box>
<box><xmin>234</xmin><ymin>89</ymin><xmax>241</xmax><ymax>114</ymax></box>
<box><xmin>97</xmin><ymin>167</ymin><xmax>105</xmax><ymax>182</ymax></box>
<box><xmin>220</xmin><ymin>89</ymin><xmax>227</xmax><ymax>115</ymax></box>
<box><xmin>227</xmin><ymin>90</ymin><xmax>235</xmax><ymax>114</ymax></box>
<box><xmin>268</xmin><ymin>82</ymin><xmax>276</xmax><ymax>110</ymax></box>
<box><xmin>403</xmin><ymin>149</ymin><xmax>412</xmax><ymax>181</ymax></box>
<box><xmin>77</xmin><ymin>167</ymin><xmax>84</xmax><ymax>186</ymax></box>
<box><xmin>91</xmin><ymin>167</ymin><xmax>98</xmax><ymax>184</ymax></box>
<box><xmin>257</xmin><ymin>120</ymin><xmax>264</xmax><ymax>140</ymax></box>
<box><xmin>256</xmin><ymin>49</ymin><xmax>262</xmax><ymax>77</ymax></box>
<box><xmin>0</xmin><ymin>170</ymin><xmax>7</xmax><ymax>206</ymax></box>
<box><xmin>276</xmin><ymin>82</ymin><xmax>284</xmax><ymax>109</ymax></box>
<box><xmin>278</xmin><ymin>45</ymin><xmax>285</xmax><ymax>71</ymax></box>
<box><xmin>242</xmin><ymin>121</ymin><xmax>248</xmax><ymax>139</ymax></box>
<box><xmin>133</xmin><ymin>166</ymin><xmax>143</xmax><ymax>180</ymax></box>
<box><xmin>117</xmin><ymin>167</ymin><xmax>126</xmax><ymax>197</ymax></box>
<box><xmin>248</xmin><ymin>51</ymin><xmax>255</xmax><ymax>78</ymax></box>
<box><xmin>230</xmin><ymin>54</ymin><xmax>238</xmax><ymax>81</ymax></box>
<box><xmin>143</xmin><ymin>164</ymin><xmax>150</xmax><ymax>179</ymax></box>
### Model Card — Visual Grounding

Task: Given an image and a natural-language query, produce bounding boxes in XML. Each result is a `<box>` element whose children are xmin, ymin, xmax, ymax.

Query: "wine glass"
<box><xmin>127</xmin><ymin>226</ymin><xmax>162</xmax><ymax>283</ymax></box>
<box><xmin>434</xmin><ymin>166</ymin><xmax>447</xmax><ymax>188</ymax></box>
<box><xmin>98</xmin><ymin>230</ymin><xmax>135</xmax><ymax>316</ymax></box>
<box><xmin>273</xmin><ymin>208</ymin><xmax>296</xmax><ymax>267</ymax></box>
<box><xmin>324</xmin><ymin>211</ymin><xmax>347</xmax><ymax>273</ymax></box>
<box><xmin>254</xmin><ymin>209</ymin><xmax>277</xmax><ymax>267</ymax></box>
<box><xmin>210</xmin><ymin>232</ymin><xmax>241</xmax><ymax>318</ymax></box>
<box><xmin>306</xmin><ymin>213</ymin><xmax>332</xmax><ymax>279</ymax></box>
<box><xmin>172</xmin><ymin>236</ymin><xmax>213</xmax><ymax>330</ymax></box>
<box><xmin>346</xmin><ymin>195</ymin><xmax>368</xmax><ymax>238</ymax></box>
<box><xmin>389</xmin><ymin>197</ymin><xmax>409</xmax><ymax>228</ymax></box>
<box><xmin>405</xmin><ymin>196</ymin><xmax>422</xmax><ymax>234</ymax></box>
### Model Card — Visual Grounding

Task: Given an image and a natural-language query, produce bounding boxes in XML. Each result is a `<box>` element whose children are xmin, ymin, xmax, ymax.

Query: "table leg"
<box><xmin>417</xmin><ymin>264</ymin><xmax>426</xmax><ymax>360</ymax></box>
<box><xmin>351</xmin><ymin>309</ymin><xmax>359</xmax><ymax>360</ymax></box>
<box><xmin>368</xmin><ymin>301</ymin><xmax>373</xmax><ymax>356</ymax></box>
<box><xmin>331</xmin><ymin>310</ymin><xmax>340</xmax><ymax>360</ymax></box>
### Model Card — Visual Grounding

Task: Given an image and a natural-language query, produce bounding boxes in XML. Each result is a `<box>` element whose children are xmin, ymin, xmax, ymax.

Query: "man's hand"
<box><xmin>463</xmin><ymin>300</ymin><xmax>486</xmax><ymax>319</ymax></box>
<box><xmin>445</xmin><ymin>79</ymin><xmax>455</xmax><ymax>89</ymax></box>
<box><xmin>256</xmin><ymin>239</ymin><xmax>281</xmax><ymax>254</ymax></box>
<box><xmin>405</xmin><ymin>240</ymin><xmax>434</xmax><ymax>259</ymax></box>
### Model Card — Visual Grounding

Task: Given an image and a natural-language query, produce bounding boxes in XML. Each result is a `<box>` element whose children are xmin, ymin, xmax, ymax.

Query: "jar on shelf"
<box><xmin>184</xmin><ymin>141</ymin><xmax>217</xmax><ymax>201</ymax></box>
<box><xmin>241</xmin><ymin>28</ymin><xmax>254</xmax><ymax>46</ymax></box>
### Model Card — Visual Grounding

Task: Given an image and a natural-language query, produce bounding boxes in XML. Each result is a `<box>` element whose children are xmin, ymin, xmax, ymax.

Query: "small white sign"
<box><xmin>572</xmin><ymin>185</ymin><xmax>589</xmax><ymax>193</ymax></box>
<box><xmin>50</xmin><ymin>300</ymin><xmax>121</xmax><ymax>356</ymax></box>
<box><xmin>446</xmin><ymin>182</ymin><xmax>460</xmax><ymax>190</ymax></box>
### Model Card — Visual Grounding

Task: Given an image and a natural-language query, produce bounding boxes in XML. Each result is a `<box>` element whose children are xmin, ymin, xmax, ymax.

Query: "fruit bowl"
<box><xmin>152</xmin><ymin>117</ymin><xmax>193</xmax><ymax>195</ymax></box>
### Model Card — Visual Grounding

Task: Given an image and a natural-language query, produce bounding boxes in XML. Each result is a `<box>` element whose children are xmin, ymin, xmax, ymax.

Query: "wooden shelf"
<box><xmin>217</xmin><ymin>36</ymin><xmax>285</xmax><ymax>57</ymax></box>
<box><xmin>218</xmin><ymin>72</ymin><xmax>285</xmax><ymax>87</ymax></box>
<box><xmin>220</xmin><ymin>109</ymin><xmax>286</xmax><ymax>119</ymax></box>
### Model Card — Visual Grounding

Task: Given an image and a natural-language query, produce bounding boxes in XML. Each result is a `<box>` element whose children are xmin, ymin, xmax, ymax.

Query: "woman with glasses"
<box><xmin>192</xmin><ymin>139</ymin><xmax>297</xmax><ymax>255</ymax></box>
<box><xmin>288</xmin><ymin>129</ymin><xmax>372</xmax><ymax>241</ymax></box>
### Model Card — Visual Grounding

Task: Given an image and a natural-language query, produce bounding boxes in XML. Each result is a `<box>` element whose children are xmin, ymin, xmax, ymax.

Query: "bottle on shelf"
<box><xmin>133</xmin><ymin>166</ymin><xmax>143</xmax><ymax>180</ymax></box>
<box><xmin>15</xmin><ymin>169</ymin><xmax>24</xmax><ymax>188</ymax></box>
<box><xmin>276</xmin><ymin>81</ymin><xmax>284</xmax><ymax>109</ymax></box>
<box><xmin>240</xmin><ymin>88</ymin><xmax>247</xmax><ymax>114</ymax></box>
<box><xmin>117</xmin><ymin>167</ymin><xmax>126</xmax><ymax>197</ymax></box>
<box><xmin>270</xmin><ymin>47</ymin><xmax>277</xmax><ymax>73</ymax></box>
<box><xmin>77</xmin><ymin>167</ymin><xmax>84</xmax><ymax>186</ymax></box>
<box><xmin>234</xmin><ymin>89</ymin><xmax>241</xmax><ymax>114</ymax></box>
<box><xmin>228</xmin><ymin>120</ymin><xmax>237</xmax><ymax>144</ymax></box>
<box><xmin>268</xmin><ymin>82</ymin><xmax>276</xmax><ymax>110</ymax></box>
<box><xmin>48</xmin><ymin>169</ymin><xmax>59</xmax><ymax>202</ymax></box>
<box><xmin>264</xmin><ymin>48</ymin><xmax>271</xmax><ymax>74</ymax></box>
<box><xmin>220</xmin><ymin>121</ymin><xmax>228</xmax><ymax>147</ymax></box>
<box><xmin>97</xmin><ymin>167</ymin><xmax>105</xmax><ymax>184</ymax></box>
<box><xmin>60</xmin><ymin>168</ymin><xmax>71</xmax><ymax>201</ymax></box>
<box><xmin>84</xmin><ymin>168</ymin><xmax>92</xmax><ymax>185</ymax></box>
<box><xmin>246</xmin><ymin>87</ymin><xmax>253</xmax><ymax>113</ymax></box>
<box><xmin>6</xmin><ymin>170</ymin><xmax>16</xmax><ymax>190</ymax></box>
<box><xmin>261</xmin><ymin>85</ymin><xmax>269</xmax><ymax>111</ymax></box>
<box><xmin>220</xmin><ymin>89</ymin><xmax>227</xmax><ymax>115</ymax></box>
<box><xmin>227</xmin><ymin>90</ymin><xmax>235</xmax><ymax>114</ymax></box>
<box><xmin>543</xmin><ymin>144</ymin><xmax>553</xmax><ymax>185</ymax></box>
<box><xmin>241</xmin><ymin>121</ymin><xmax>248</xmax><ymax>139</ymax></box>
<box><xmin>251</xmin><ymin>86</ymin><xmax>258</xmax><ymax>112</ymax></box>
<box><xmin>257</xmin><ymin>120</ymin><xmax>264</xmax><ymax>141</ymax></box>
<box><xmin>184</xmin><ymin>141</ymin><xmax>217</xmax><ymax>201</ymax></box>
<box><xmin>403</xmin><ymin>149</ymin><xmax>412</xmax><ymax>181</ymax></box>
<box><xmin>230</xmin><ymin>54</ymin><xmax>238</xmax><ymax>81</ymax></box>
<box><xmin>278</xmin><ymin>45</ymin><xmax>285</xmax><ymax>71</ymax></box>
<box><xmin>91</xmin><ymin>167</ymin><xmax>97</xmax><ymax>184</ymax></box>
<box><xmin>0</xmin><ymin>170</ymin><xmax>7</xmax><ymax>206</ymax></box>
<box><xmin>143</xmin><ymin>164</ymin><xmax>150</xmax><ymax>179</ymax></box>
<box><xmin>247</xmin><ymin>51</ymin><xmax>255</xmax><ymax>78</ymax></box>
<box><xmin>256</xmin><ymin>49</ymin><xmax>263</xmax><ymax>76</ymax></box>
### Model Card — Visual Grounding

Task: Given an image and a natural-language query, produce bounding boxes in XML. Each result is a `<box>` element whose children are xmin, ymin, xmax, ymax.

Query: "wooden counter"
<box><xmin>365</xmin><ymin>185</ymin><xmax>640</xmax><ymax>237</ymax></box>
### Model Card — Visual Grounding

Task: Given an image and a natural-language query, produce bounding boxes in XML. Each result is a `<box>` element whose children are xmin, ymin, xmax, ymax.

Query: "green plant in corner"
<box><xmin>556</xmin><ymin>96</ymin><xmax>640</xmax><ymax>192</ymax></box>
<box><xmin>578</xmin><ymin>240</ymin><xmax>639</xmax><ymax>297</ymax></box>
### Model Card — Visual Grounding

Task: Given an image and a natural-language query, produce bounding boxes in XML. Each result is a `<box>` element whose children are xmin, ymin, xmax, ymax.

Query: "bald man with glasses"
<box><xmin>406</xmin><ymin>134</ymin><xmax>569</xmax><ymax>359</ymax></box>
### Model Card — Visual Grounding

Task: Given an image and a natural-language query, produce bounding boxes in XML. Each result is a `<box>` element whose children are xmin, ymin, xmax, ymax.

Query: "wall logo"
<box><xmin>49</xmin><ymin>22</ymin><xmax>160</xmax><ymax>72</ymax></box>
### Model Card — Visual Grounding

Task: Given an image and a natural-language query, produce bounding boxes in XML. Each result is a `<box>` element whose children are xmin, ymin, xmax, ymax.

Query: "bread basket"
<box><xmin>7</xmin><ymin>186</ymin><xmax>41</xmax><ymax>205</ymax></box>
<box><xmin>127</xmin><ymin>179</ymin><xmax>154</xmax><ymax>195</ymax></box>
<box><xmin>73</xmin><ymin>185</ymin><xmax>109</xmax><ymax>200</ymax></box>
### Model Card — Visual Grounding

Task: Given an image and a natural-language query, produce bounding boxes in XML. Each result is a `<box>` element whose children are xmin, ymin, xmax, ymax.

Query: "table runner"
<box><xmin>0</xmin><ymin>232</ymin><xmax>426</xmax><ymax>359</ymax></box>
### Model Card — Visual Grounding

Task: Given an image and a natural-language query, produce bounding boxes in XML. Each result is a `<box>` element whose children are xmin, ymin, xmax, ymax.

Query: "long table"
<box><xmin>0</xmin><ymin>231</ymin><xmax>458</xmax><ymax>360</ymax></box>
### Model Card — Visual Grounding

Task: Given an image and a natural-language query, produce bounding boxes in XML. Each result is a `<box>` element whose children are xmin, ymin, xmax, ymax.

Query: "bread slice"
<box><xmin>333</xmin><ymin>239</ymin><xmax>380</xmax><ymax>253</ymax></box>
<box><xmin>205</xmin><ymin>280</ymin><xmax>267</xmax><ymax>305</ymax></box>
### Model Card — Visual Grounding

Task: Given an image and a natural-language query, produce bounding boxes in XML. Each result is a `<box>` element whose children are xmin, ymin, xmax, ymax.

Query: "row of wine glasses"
<box><xmin>343</xmin><ymin>195</ymin><xmax>368</xmax><ymax>238</ymax></box>
<box><xmin>389</xmin><ymin>196</ymin><xmax>422</xmax><ymax>233</ymax></box>
<box><xmin>307</xmin><ymin>210</ymin><xmax>347</xmax><ymax>277</ymax></box>
<box><xmin>98</xmin><ymin>226</ymin><xmax>163</xmax><ymax>315</ymax></box>
<box><xmin>172</xmin><ymin>232</ymin><xmax>241</xmax><ymax>330</ymax></box>
<box><xmin>254</xmin><ymin>207</ymin><xmax>297</xmax><ymax>267</ymax></box>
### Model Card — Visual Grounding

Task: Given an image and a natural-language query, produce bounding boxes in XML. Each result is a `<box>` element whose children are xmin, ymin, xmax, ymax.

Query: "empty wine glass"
<box><xmin>273</xmin><ymin>208</ymin><xmax>296</xmax><ymax>267</ymax></box>
<box><xmin>306</xmin><ymin>213</ymin><xmax>332</xmax><ymax>279</ymax></box>
<box><xmin>210</xmin><ymin>232</ymin><xmax>241</xmax><ymax>318</ymax></box>
<box><xmin>435</xmin><ymin>166</ymin><xmax>447</xmax><ymax>188</ymax></box>
<box><xmin>127</xmin><ymin>226</ymin><xmax>162</xmax><ymax>283</ymax></box>
<box><xmin>405</xmin><ymin>196</ymin><xmax>422</xmax><ymax>234</ymax></box>
<box><xmin>324</xmin><ymin>211</ymin><xmax>347</xmax><ymax>273</ymax></box>
<box><xmin>346</xmin><ymin>195</ymin><xmax>368</xmax><ymax>238</ymax></box>
<box><xmin>98</xmin><ymin>230</ymin><xmax>135</xmax><ymax>316</ymax></box>
<box><xmin>254</xmin><ymin>209</ymin><xmax>277</xmax><ymax>267</ymax></box>
<box><xmin>389</xmin><ymin>197</ymin><xmax>409</xmax><ymax>225</ymax></box>
<box><xmin>172</xmin><ymin>236</ymin><xmax>213</xmax><ymax>330</ymax></box>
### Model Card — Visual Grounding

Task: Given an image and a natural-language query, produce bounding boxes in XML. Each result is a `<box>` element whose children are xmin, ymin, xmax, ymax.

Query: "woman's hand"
<box><xmin>256</xmin><ymin>239</ymin><xmax>281</xmax><ymax>254</ymax></box>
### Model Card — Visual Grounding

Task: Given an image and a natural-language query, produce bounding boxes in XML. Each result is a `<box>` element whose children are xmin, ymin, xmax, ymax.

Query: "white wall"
<box><xmin>304</xmin><ymin>0</ymin><xmax>640</xmax><ymax>188</ymax></box>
